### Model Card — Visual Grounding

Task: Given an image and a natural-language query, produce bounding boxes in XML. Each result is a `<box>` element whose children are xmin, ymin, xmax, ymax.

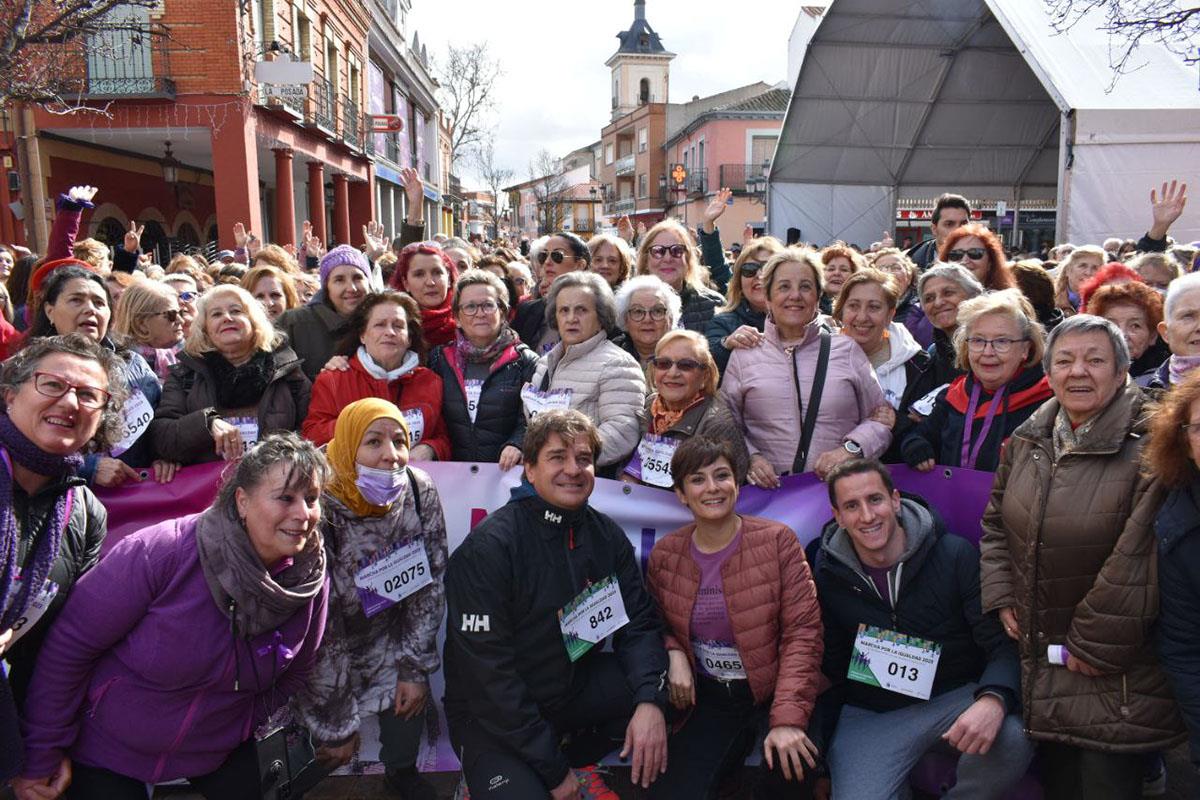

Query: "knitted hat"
<box><xmin>319</xmin><ymin>245</ymin><xmax>370</xmax><ymax>287</ymax></box>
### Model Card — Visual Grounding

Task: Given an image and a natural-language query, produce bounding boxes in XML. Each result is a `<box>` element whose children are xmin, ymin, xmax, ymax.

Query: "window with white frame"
<box><xmin>605</xmin><ymin>143</ymin><xmax>614</xmax><ymax>165</ymax></box>
<box><xmin>638</xmin><ymin>127</ymin><xmax>647</xmax><ymax>153</ymax></box>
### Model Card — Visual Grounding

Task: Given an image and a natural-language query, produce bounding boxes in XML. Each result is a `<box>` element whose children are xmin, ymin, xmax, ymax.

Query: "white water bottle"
<box><xmin>1047</xmin><ymin>644</ymin><xmax>1070</xmax><ymax>666</ymax></box>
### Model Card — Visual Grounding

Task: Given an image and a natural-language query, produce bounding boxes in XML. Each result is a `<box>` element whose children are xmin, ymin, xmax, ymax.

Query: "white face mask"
<box><xmin>355</xmin><ymin>464</ymin><xmax>408</xmax><ymax>507</ymax></box>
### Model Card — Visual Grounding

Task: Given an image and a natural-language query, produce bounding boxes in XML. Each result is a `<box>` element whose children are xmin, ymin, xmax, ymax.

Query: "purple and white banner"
<box><xmin>96</xmin><ymin>461</ymin><xmax>998</xmax><ymax>774</ymax></box>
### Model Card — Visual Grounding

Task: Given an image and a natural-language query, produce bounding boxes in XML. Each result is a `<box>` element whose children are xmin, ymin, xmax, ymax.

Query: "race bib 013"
<box><xmin>847</xmin><ymin>624</ymin><xmax>941</xmax><ymax>700</ymax></box>
<box><xmin>227</xmin><ymin>416</ymin><xmax>260</xmax><ymax>450</ymax></box>
<box><xmin>3</xmin><ymin>572</ymin><xmax>58</xmax><ymax>648</ymax></box>
<box><xmin>558</xmin><ymin>575</ymin><xmax>629</xmax><ymax>662</ymax></box>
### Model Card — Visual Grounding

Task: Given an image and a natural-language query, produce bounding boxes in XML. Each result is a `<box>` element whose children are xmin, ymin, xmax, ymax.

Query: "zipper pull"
<box><xmin>569</xmin><ymin>527</ymin><xmax>575</xmax><ymax>550</ymax></box>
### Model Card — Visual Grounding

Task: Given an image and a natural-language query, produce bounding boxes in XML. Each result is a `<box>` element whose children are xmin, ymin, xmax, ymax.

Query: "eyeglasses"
<box><xmin>626</xmin><ymin>305</ymin><xmax>668</xmax><ymax>322</ymax></box>
<box><xmin>948</xmin><ymin>248</ymin><xmax>986</xmax><ymax>261</ymax></box>
<box><xmin>648</xmin><ymin>244</ymin><xmax>688</xmax><ymax>261</ymax></box>
<box><xmin>31</xmin><ymin>371</ymin><xmax>110</xmax><ymax>409</ymax></box>
<box><xmin>739</xmin><ymin>261</ymin><xmax>765</xmax><ymax>277</ymax></box>
<box><xmin>177</xmin><ymin>291</ymin><xmax>198</xmax><ymax>303</ymax></box>
<box><xmin>1183</xmin><ymin>423</ymin><xmax>1200</xmax><ymax>437</ymax></box>
<box><xmin>651</xmin><ymin>356</ymin><xmax>702</xmax><ymax>372</ymax></box>
<box><xmin>455</xmin><ymin>260</ymin><xmax>469</xmax><ymax>271</ymax></box>
<box><xmin>143</xmin><ymin>309</ymin><xmax>181</xmax><ymax>323</ymax></box>
<box><xmin>537</xmin><ymin>249</ymin><xmax>574</xmax><ymax>265</ymax></box>
<box><xmin>460</xmin><ymin>300</ymin><xmax>500</xmax><ymax>316</ymax></box>
<box><xmin>966</xmin><ymin>336</ymin><xmax>1028</xmax><ymax>354</ymax></box>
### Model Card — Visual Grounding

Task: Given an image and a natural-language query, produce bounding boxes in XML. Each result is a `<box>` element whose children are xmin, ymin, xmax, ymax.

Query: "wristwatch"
<box><xmin>842</xmin><ymin>439</ymin><xmax>863</xmax><ymax>456</ymax></box>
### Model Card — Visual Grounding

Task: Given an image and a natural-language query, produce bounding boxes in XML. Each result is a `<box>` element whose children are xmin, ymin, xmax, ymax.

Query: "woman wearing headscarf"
<box><xmin>15</xmin><ymin>433</ymin><xmax>329</xmax><ymax>800</ymax></box>
<box><xmin>295</xmin><ymin>399</ymin><xmax>447</xmax><ymax>800</ymax></box>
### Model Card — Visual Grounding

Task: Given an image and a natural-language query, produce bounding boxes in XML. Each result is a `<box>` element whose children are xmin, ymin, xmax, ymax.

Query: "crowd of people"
<box><xmin>0</xmin><ymin>168</ymin><xmax>1195</xmax><ymax>800</ymax></box>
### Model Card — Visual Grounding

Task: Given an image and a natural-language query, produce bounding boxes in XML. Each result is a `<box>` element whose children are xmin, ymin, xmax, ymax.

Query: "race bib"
<box><xmin>521</xmin><ymin>383</ymin><xmax>573</xmax><ymax>418</ymax></box>
<box><xmin>227</xmin><ymin>416</ymin><xmax>259</xmax><ymax>449</ymax></box>
<box><xmin>559</xmin><ymin>575</ymin><xmax>629</xmax><ymax>662</ymax></box>
<box><xmin>464</xmin><ymin>380</ymin><xmax>483</xmax><ymax>424</ymax></box>
<box><xmin>694</xmin><ymin>640</ymin><xmax>747</xmax><ymax>681</ymax></box>
<box><xmin>847</xmin><ymin>624</ymin><xmax>941</xmax><ymax>700</ymax></box>
<box><xmin>353</xmin><ymin>539</ymin><xmax>433</xmax><ymax>617</ymax></box>
<box><xmin>110</xmin><ymin>390</ymin><xmax>154</xmax><ymax>457</ymax></box>
<box><xmin>622</xmin><ymin>433</ymin><xmax>678</xmax><ymax>488</ymax></box>
<box><xmin>910</xmin><ymin>384</ymin><xmax>949</xmax><ymax>417</ymax></box>
<box><xmin>3</xmin><ymin>571</ymin><xmax>58</xmax><ymax>647</ymax></box>
<box><xmin>402</xmin><ymin>408</ymin><xmax>425</xmax><ymax>447</ymax></box>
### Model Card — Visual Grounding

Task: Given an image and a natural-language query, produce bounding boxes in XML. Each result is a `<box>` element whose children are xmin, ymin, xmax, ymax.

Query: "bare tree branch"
<box><xmin>472</xmin><ymin>140</ymin><xmax>514</xmax><ymax>240</ymax></box>
<box><xmin>435</xmin><ymin>42</ymin><xmax>501</xmax><ymax>168</ymax></box>
<box><xmin>528</xmin><ymin>150</ymin><xmax>570</xmax><ymax>236</ymax></box>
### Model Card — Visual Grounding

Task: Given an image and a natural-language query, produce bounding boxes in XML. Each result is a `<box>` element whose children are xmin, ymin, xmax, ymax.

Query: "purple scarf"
<box><xmin>452</xmin><ymin>326</ymin><xmax>517</xmax><ymax>372</ymax></box>
<box><xmin>0</xmin><ymin>413</ymin><xmax>83</xmax><ymax>631</ymax></box>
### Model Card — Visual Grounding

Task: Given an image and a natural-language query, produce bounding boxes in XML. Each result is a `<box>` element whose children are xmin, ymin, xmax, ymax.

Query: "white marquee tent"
<box><xmin>768</xmin><ymin>0</ymin><xmax>1200</xmax><ymax>248</ymax></box>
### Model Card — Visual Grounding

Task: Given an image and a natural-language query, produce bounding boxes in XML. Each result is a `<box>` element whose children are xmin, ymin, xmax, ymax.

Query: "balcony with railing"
<box><xmin>342</xmin><ymin>98</ymin><xmax>361</xmax><ymax>147</ymax></box>
<box><xmin>719</xmin><ymin>163</ymin><xmax>771</xmax><ymax>194</ymax></box>
<box><xmin>605</xmin><ymin>197</ymin><xmax>636</xmax><ymax>216</ymax></box>
<box><xmin>614</xmin><ymin>153</ymin><xmax>636</xmax><ymax>176</ymax></box>
<box><xmin>308</xmin><ymin>79</ymin><xmax>335</xmax><ymax>131</ymax></box>
<box><xmin>82</xmin><ymin>22</ymin><xmax>175</xmax><ymax>99</ymax></box>
<box><xmin>686</xmin><ymin>168</ymin><xmax>708</xmax><ymax>197</ymax></box>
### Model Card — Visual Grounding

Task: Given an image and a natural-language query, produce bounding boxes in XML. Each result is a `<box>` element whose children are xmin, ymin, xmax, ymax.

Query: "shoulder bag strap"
<box><xmin>791</xmin><ymin>328</ymin><xmax>832</xmax><ymax>475</ymax></box>
<box><xmin>406</xmin><ymin>467</ymin><xmax>423</xmax><ymax>524</ymax></box>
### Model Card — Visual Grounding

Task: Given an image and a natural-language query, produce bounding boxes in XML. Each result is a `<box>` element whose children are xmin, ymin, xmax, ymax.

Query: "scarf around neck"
<box><xmin>453</xmin><ymin>326</ymin><xmax>516</xmax><ymax>371</ymax></box>
<box><xmin>651</xmin><ymin>393</ymin><xmax>705</xmax><ymax>434</ymax></box>
<box><xmin>0</xmin><ymin>413</ymin><xmax>83</xmax><ymax>631</ymax></box>
<box><xmin>420</xmin><ymin>297</ymin><xmax>457</xmax><ymax>348</ymax></box>
<box><xmin>358</xmin><ymin>347</ymin><xmax>418</xmax><ymax>381</ymax></box>
<box><xmin>1168</xmin><ymin>354</ymin><xmax>1200</xmax><ymax>386</ymax></box>
<box><xmin>194</xmin><ymin>505</ymin><xmax>326</xmax><ymax>638</ymax></box>
<box><xmin>204</xmin><ymin>349</ymin><xmax>275</xmax><ymax>409</ymax></box>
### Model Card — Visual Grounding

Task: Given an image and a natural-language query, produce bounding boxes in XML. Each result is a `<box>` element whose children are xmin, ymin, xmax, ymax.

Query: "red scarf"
<box><xmin>945</xmin><ymin>372</ymin><xmax>1053</xmax><ymax>417</ymax></box>
<box><xmin>420</xmin><ymin>297</ymin><xmax>457</xmax><ymax>348</ymax></box>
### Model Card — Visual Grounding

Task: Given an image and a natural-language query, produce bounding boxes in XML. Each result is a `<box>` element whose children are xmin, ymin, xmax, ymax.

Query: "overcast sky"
<box><xmin>408</xmin><ymin>0</ymin><xmax>798</xmax><ymax>189</ymax></box>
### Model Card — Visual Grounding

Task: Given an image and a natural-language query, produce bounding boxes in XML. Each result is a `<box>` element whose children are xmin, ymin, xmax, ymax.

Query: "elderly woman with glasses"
<box><xmin>150</xmin><ymin>285</ymin><xmax>311</xmax><ymax>467</ymax></box>
<box><xmin>637</xmin><ymin>220</ymin><xmax>725</xmax><ymax>332</ymax></box>
<box><xmin>614</xmin><ymin>275</ymin><xmax>683</xmax><ymax>374</ymax></box>
<box><xmin>981</xmin><ymin>316</ymin><xmax>1184</xmax><ymax>799</ymax></box>
<box><xmin>902</xmin><ymin>289</ymin><xmax>1052</xmax><ymax>473</ymax></box>
<box><xmin>426</xmin><ymin>271</ymin><xmax>538</xmax><ymax>469</ymax></box>
<box><xmin>940</xmin><ymin>224</ymin><xmax>1015</xmax><ymax>293</ymax></box>
<box><xmin>0</xmin><ymin>335</ymin><xmax>120</xmax><ymax>781</ymax></box>
<box><xmin>527</xmin><ymin>272</ymin><xmax>646</xmax><ymax>473</ymax></box>
<box><xmin>112</xmin><ymin>280</ymin><xmax>184</xmax><ymax>383</ymax></box>
<box><xmin>513</xmin><ymin>231</ymin><xmax>591</xmax><ymax>355</ymax></box>
<box><xmin>622</xmin><ymin>331</ymin><xmax>748</xmax><ymax>489</ymax></box>
<box><xmin>705</xmin><ymin>236</ymin><xmax>786</xmax><ymax>375</ymax></box>
<box><xmin>902</xmin><ymin>264</ymin><xmax>985</xmax><ymax>418</ymax></box>
<box><xmin>390</xmin><ymin>241</ymin><xmax>460</xmax><ymax>349</ymax></box>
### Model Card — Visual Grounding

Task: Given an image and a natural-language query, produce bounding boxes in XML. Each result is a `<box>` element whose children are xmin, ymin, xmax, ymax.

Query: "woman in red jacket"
<box><xmin>647</xmin><ymin>436</ymin><xmax>824</xmax><ymax>799</ymax></box>
<box><xmin>301</xmin><ymin>291</ymin><xmax>450</xmax><ymax>459</ymax></box>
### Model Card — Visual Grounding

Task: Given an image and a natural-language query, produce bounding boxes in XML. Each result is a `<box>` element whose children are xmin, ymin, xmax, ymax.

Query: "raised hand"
<box><xmin>363</xmin><ymin>220</ymin><xmax>387</xmax><ymax>260</ymax></box>
<box><xmin>881</xmin><ymin>229</ymin><xmax>895</xmax><ymax>248</ymax></box>
<box><xmin>124</xmin><ymin>221</ymin><xmax>145</xmax><ymax>254</ymax></box>
<box><xmin>702</xmin><ymin>187</ymin><xmax>733</xmax><ymax>232</ymax></box>
<box><xmin>67</xmin><ymin>185</ymin><xmax>98</xmax><ymax>204</ymax></box>
<box><xmin>1149</xmin><ymin>180</ymin><xmax>1188</xmax><ymax>240</ymax></box>
<box><xmin>617</xmin><ymin>215</ymin><xmax>634</xmax><ymax>243</ymax></box>
<box><xmin>232</xmin><ymin>222</ymin><xmax>249</xmax><ymax>249</ymax></box>
<box><xmin>400</xmin><ymin>167</ymin><xmax>425</xmax><ymax>225</ymax></box>
<box><xmin>743</xmin><ymin>224</ymin><xmax>754</xmax><ymax>245</ymax></box>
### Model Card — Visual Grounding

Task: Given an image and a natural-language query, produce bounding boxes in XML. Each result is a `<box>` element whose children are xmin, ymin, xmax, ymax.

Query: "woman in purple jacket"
<box><xmin>14</xmin><ymin>433</ymin><xmax>330</xmax><ymax>800</ymax></box>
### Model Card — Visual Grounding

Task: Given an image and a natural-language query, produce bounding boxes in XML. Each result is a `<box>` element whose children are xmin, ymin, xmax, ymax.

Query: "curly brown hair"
<box><xmin>1143</xmin><ymin>370</ymin><xmax>1200</xmax><ymax>488</ymax></box>
<box><xmin>1088</xmin><ymin>280</ymin><xmax>1163</xmax><ymax>333</ymax></box>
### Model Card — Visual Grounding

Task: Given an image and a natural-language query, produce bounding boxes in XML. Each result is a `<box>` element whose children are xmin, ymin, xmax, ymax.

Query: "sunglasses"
<box><xmin>537</xmin><ymin>249</ymin><xmax>574</xmax><ymax>265</ymax></box>
<box><xmin>648</xmin><ymin>244</ymin><xmax>688</xmax><ymax>261</ymax></box>
<box><xmin>144</xmin><ymin>309</ymin><xmax>182</xmax><ymax>323</ymax></box>
<box><xmin>947</xmin><ymin>248</ymin><xmax>986</xmax><ymax>261</ymax></box>
<box><xmin>651</xmin><ymin>356</ymin><xmax>702</xmax><ymax>372</ymax></box>
<box><xmin>177</xmin><ymin>291</ymin><xmax>198</xmax><ymax>303</ymax></box>
<box><xmin>739</xmin><ymin>261</ymin><xmax>765</xmax><ymax>277</ymax></box>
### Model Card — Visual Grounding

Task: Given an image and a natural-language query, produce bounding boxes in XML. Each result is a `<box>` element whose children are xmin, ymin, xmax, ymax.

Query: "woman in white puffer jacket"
<box><xmin>527</xmin><ymin>271</ymin><xmax>646</xmax><ymax>473</ymax></box>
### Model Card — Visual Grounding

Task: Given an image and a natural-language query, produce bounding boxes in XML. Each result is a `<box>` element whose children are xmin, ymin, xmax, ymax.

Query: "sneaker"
<box><xmin>1142</xmin><ymin>753</ymin><xmax>1166</xmax><ymax>797</ymax></box>
<box><xmin>575</xmin><ymin>764</ymin><xmax>620</xmax><ymax>799</ymax></box>
<box><xmin>383</xmin><ymin>766</ymin><xmax>438</xmax><ymax>800</ymax></box>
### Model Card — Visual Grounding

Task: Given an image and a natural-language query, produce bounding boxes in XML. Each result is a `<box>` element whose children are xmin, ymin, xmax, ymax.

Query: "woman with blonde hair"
<box><xmin>251</xmin><ymin>243</ymin><xmax>302</xmax><ymax>274</ymax></box>
<box><xmin>112</xmin><ymin>279</ymin><xmax>185</xmax><ymax>383</ymax></box>
<box><xmin>149</xmin><ymin>284</ymin><xmax>311</xmax><ymax>466</ymax></box>
<box><xmin>241</xmin><ymin>264</ymin><xmax>300</xmax><ymax>323</ymax></box>
<box><xmin>705</xmin><ymin>236</ymin><xmax>786</xmax><ymax>374</ymax></box>
<box><xmin>1053</xmin><ymin>245</ymin><xmax>1106</xmax><ymax>315</ymax></box>
<box><xmin>588</xmin><ymin>233</ymin><xmax>634</xmax><ymax>289</ymax></box>
<box><xmin>636</xmin><ymin>218</ymin><xmax>725</xmax><ymax>331</ymax></box>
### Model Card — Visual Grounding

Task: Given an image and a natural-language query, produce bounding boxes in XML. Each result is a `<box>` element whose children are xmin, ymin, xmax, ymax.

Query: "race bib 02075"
<box><xmin>847</xmin><ymin>624</ymin><xmax>941</xmax><ymax>700</ymax></box>
<box><xmin>353</xmin><ymin>539</ymin><xmax>433</xmax><ymax>617</ymax></box>
<box><xmin>558</xmin><ymin>575</ymin><xmax>629</xmax><ymax>662</ymax></box>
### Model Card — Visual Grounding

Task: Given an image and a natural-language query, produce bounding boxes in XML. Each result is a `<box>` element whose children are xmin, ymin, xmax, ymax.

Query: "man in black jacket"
<box><xmin>810</xmin><ymin>459</ymin><xmax>1032</xmax><ymax>799</ymax></box>
<box><xmin>906</xmin><ymin>194</ymin><xmax>971</xmax><ymax>270</ymax></box>
<box><xmin>443</xmin><ymin>410</ymin><xmax>669</xmax><ymax>799</ymax></box>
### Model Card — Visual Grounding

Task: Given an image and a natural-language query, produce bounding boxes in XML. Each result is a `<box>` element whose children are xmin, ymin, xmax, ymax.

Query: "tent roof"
<box><xmin>771</xmin><ymin>0</ymin><xmax>1198</xmax><ymax>193</ymax></box>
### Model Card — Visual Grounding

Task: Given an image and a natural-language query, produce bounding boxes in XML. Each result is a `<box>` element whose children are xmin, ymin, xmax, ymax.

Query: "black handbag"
<box><xmin>256</xmin><ymin>722</ymin><xmax>322</xmax><ymax>800</ymax></box>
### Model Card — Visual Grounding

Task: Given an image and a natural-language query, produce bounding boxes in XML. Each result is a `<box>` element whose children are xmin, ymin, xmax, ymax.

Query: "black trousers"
<box><xmin>66</xmin><ymin>738</ymin><xmax>260</xmax><ymax>800</ymax></box>
<box><xmin>1037</xmin><ymin>741</ymin><xmax>1145</xmax><ymax>800</ymax></box>
<box><xmin>649</xmin><ymin>676</ymin><xmax>813</xmax><ymax>800</ymax></box>
<box><xmin>450</xmin><ymin>652</ymin><xmax>637</xmax><ymax>799</ymax></box>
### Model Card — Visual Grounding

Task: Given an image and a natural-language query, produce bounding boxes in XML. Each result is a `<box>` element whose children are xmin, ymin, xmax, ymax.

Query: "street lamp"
<box><xmin>161</xmin><ymin>141</ymin><xmax>180</xmax><ymax>185</ymax></box>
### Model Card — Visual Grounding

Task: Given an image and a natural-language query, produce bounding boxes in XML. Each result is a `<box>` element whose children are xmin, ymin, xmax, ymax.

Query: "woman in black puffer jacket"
<box><xmin>426</xmin><ymin>270</ymin><xmax>537</xmax><ymax>467</ymax></box>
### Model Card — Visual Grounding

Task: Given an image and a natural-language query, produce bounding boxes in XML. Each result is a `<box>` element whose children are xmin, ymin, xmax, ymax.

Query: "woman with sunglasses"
<box><xmin>939</xmin><ymin>224</ymin><xmax>1015</xmax><ymax>292</ymax></box>
<box><xmin>622</xmin><ymin>331</ymin><xmax>748</xmax><ymax>489</ymax></box>
<box><xmin>30</xmin><ymin>266</ymin><xmax>173</xmax><ymax>488</ymax></box>
<box><xmin>426</xmin><ymin>271</ymin><xmax>537</xmax><ymax>468</ymax></box>
<box><xmin>513</xmin><ymin>231</ymin><xmax>591</xmax><ymax>355</ymax></box>
<box><xmin>902</xmin><ymin>290</ymin><xmax>1051</xmax><ymax>473</ymax></box>
<box><xmin>163</xmin><ymin>273</ymin><xmax>200</xmax><ymax>339</ymax></box>
<box><xmin>613</xmin><ymin>275</ymin><xmax>682</xmax><ymax>375</ymax></box>
<box><xmin>706</xmin><ymin>236</ymin><xmax>786</xmax><ymax>375</ymax></box>
<box><xmin>0</xmin><ymin>335</ymin><xmax>120</xmax><ymax>781</ymax></box>
<box><xmin>636</xmin><ymin>220</ymin><xmax>725</xmax><ymax>332</ymax></box>
<box><xmin>390</xmin><ymin>241</ymin><xmax>459</xmax><ymax>348</ymax></box>
<box><xmin>112</xmin><ymin>280</ymin><xmax>184</xmax><ymax>383</ymax></box>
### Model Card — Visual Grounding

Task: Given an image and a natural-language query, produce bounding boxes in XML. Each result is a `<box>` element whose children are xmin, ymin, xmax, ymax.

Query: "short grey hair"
<box><xmin>917</xmin><ymin>263</ymin><xmax>984</xmax><ymax>301</ymax></box>
<box><xmin>1165</xmin><ymin>271</ymin><xmax>1200</xmax><ymax>320</ymax></box>
<box><xmin>0</xmin><ymin>333</ymin><xmax>130</xmax><ymax>452</ymax></box>
<box><xmin>1043</xmin><ymin>313</ymin><xmax>1130</xmax><ymax>376</ymax></box>
<box><xmin>215</xmin><ymin>432</ymin><xmax>330</xmax><ymax>523</ymax></box>
<box><xmin>452</xmin><ymin>268</ymin><xmax>510</xmax><ymax>315</ymax></box>
<box><xmin>545</xmin><ymin>271</ymin><xmax>618</xmax><ymax>333</ymax></box>
<box><xmin>613</xmin><ymin>274</ymin><xmax>681</xmax><ymax>332</ymax></box>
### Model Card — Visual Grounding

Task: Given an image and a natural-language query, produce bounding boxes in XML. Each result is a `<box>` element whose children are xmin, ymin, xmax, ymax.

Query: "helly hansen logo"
<box><xmin>544</xmin><ymin>510</ymin><xmax>562</xmax><ymax>524</ymax></box>
<box><xmin>462</xmin><ymin>613</ymin><xmax>491</xmax><ymax>632</ymax></box>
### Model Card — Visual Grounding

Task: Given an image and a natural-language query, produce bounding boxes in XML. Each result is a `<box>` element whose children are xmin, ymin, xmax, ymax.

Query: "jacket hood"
<box><xmin>1015</xmin><ymin>376</ymin><xmax>1145</xmax><ymax>454</ymax></box>
<box><xmin>1155</xmin><ymin>481</ymin><xmax>1200</xmax><ymax>554</ymax></box>
<box><xmin>819</xmin><ymin>496</ymin><xmax>941</xmax><ymax>588</ymax></box>
<box><xmin>763</xmin><ymin>314</ymin><xmax>832</xmax><ymax>349</ymax></box>
<box><xmin>877</xmin><ymin>322</ymin><xmax>924</xmax><ymax>375</ymax></box>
